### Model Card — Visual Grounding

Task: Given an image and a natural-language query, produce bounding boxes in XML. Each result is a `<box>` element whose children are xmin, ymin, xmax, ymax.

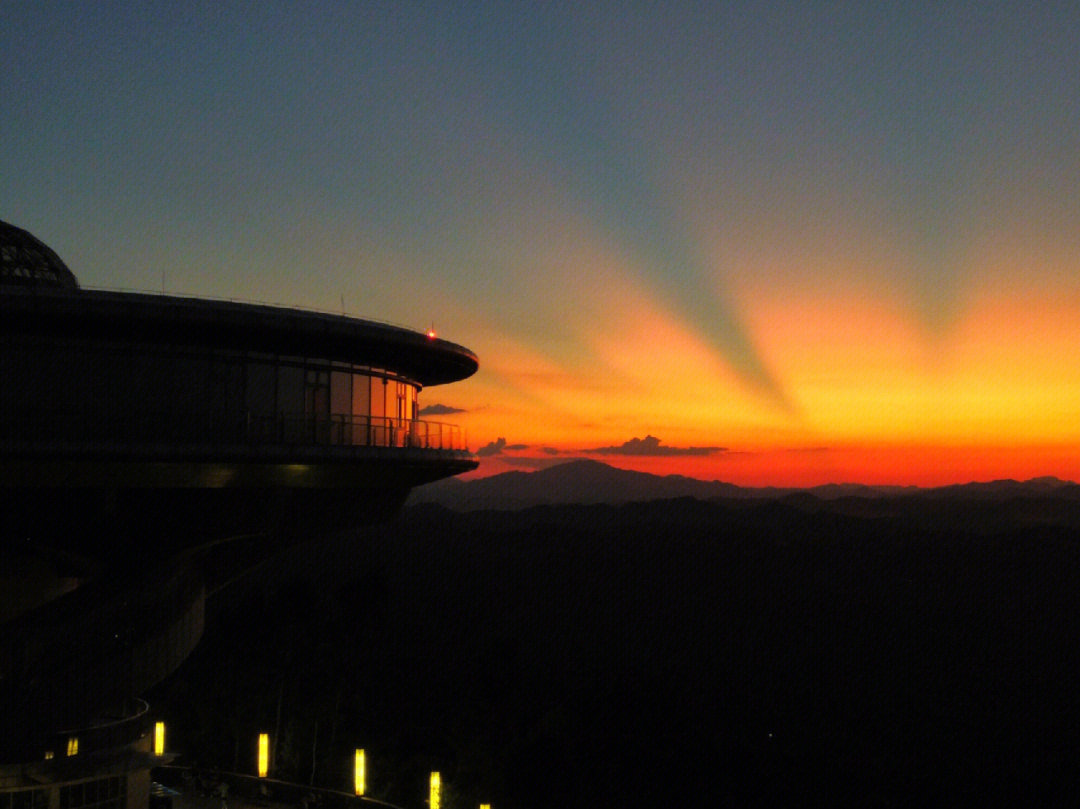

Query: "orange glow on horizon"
<box><xmin>462</xmin><ymin>442</ymin><xmax>1080</xmax><ymax>488</ymax></box>
<box><xmin>434</xmin><ymin>243</ymin><xmax>1080</xmax><ymax>488</ymax></box>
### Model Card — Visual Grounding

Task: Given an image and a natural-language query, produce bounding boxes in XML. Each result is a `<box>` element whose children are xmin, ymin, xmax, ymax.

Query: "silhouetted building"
<box><xmin>0</xmin><ymin>219</ymin><xmax>477</xmax><ymax>809</ymax></box>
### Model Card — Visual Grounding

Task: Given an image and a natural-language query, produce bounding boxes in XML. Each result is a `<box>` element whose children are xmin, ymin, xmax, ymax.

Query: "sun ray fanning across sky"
<box><xmin>5</xmin><ymin>2</ymin><xmax>1080</xmax><ymax>485</ymax></box>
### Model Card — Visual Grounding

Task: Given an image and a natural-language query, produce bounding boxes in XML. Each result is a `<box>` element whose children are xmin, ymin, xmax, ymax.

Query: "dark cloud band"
<box><xmin>585</xmin><ymin>435</ymin><xmax>725</xmax><ymax>457</ymax></box>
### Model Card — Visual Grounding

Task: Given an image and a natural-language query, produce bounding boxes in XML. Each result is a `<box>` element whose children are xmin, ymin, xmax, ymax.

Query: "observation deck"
<box><xmin>0</xmin><ymin>219</ymin><xmax>480</xmax><ymax>809</ymax></box>
<box><xmin>0</xmin><ymin>219</ymin><xmax>479</xmax><ymax>549</ymax></box>
<box><xmin>0</xmin><ymin>411</ymin><xmax>474</xmax><ymax>487</ymax></box>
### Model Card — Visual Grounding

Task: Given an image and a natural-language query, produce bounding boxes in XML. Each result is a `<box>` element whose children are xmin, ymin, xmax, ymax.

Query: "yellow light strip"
<box><xmin>429</xmin><ymin>772</ymin><xmax>440</xmax><ymax>809</ymax></box>
<box><xmin>354</xmin><ymin>749</ymin><xmax>365</xmax><ymax>796</ymax></box>
<box><xmin>257</xmin><ymin>733</ymin><xmax>269</xmax><ymax>778</ymax></box>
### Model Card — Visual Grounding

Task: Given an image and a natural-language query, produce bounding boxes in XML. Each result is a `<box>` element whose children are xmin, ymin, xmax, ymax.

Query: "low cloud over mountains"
<box><xmin>585</xmin><ymin>434</ymin><xmax>725</xmax><ymax>457</ymax></box>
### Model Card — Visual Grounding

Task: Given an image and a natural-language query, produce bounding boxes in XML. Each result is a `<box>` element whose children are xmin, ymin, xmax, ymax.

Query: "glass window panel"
<box><xmin>304</xmin><ymin>369</ymin><xmax>330</xmax><ymax>421</ymax></box>
<box><xmin>208</xmin><ymin>355</ymin><xmax>243</xmax><ymax>414</ymax></box>
<box><xmin>277</xmin><ymin>365</ymin><xmax>304</xmax><ymax>415</ymax></box>
<box><xmin>370</xmin><ymin>377</ymin><xmax>386</xmax><ymax>419</ymax></box>
<box><xmin>307</xmin><ymin>385</ymin><xmax>329</xmax><ymax>420</ymax></box>
<box><xmin>351</xmin><ymin>374</ymin><xmax>369</xmax><ymax>417</ymax></box>
<box><xmin>170</xmin><ymin>356</ymin><xmax>209</xmax><ymax>410</ymax></box>
<box><xmin>125</xmin><ymin>350</ymin><xmax>168</xmax><ymax>415</ymax></box>
<box><xmin>246</xmin><ymin>362</ymin><xmax>276</xmax><ymax>416</ymax></box>
<box><xmin>204</xmin><ymin>356</ymin><xmax>236</xmax><ymax>416</ymax></box>
<box><xmin>330</xmin><ymin>372</ymin><xmax>351</xmax><ymax>415</ymax></box>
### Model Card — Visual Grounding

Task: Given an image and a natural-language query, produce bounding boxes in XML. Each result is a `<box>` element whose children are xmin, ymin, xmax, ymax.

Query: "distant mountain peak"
<box><xmin>406</xmin><ymin>460</ymin><xmax>1079</xmax><ymax>511</ymax></box>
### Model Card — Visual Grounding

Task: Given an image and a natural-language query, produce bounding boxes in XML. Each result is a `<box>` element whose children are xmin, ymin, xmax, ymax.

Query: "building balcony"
<box><xmin>0</xmin><ymin>411</ymin><xmax>476</xmax><ymax>496</ymax></box>
<box><xmin>0</xmin><ymin>412</ymin><xmax>470</xmax><ymax>456</ymax></box>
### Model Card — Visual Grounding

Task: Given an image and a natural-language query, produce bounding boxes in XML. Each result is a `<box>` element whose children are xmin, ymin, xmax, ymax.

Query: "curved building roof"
<box><xmin>0</xmin><ymin>220</ymin><xmax>80</xmax><ymax>290</ymax></box>
<box><xmin>0</xmin><ymin>289</ymin><xmax>478</xmax><ymax>386</ymax></box>
<box><xmin>0</xmin><ymin>220</ymin><xmax>477</xmax><ymax>387</ymax></box>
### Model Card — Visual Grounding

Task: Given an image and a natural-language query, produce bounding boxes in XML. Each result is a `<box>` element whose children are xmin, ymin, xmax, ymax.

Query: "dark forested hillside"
<box><xmin>154</xmin><ymin>495</ymin><xmax>1080</xmax><ymax>808</ymax></box>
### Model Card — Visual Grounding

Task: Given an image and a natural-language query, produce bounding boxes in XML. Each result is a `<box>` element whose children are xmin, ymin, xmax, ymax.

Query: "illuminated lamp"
<box><xmin>480</xmin><ymin>805</ymin><xmax>491</xmax><ymax>809</ymax></box>
<box><xmin>426</xmin><ymin>324</ymin><xmax>436</xmax><ymax>339</ymax></box>
<box><xmin>354</xmin><ymin>749</ymin><xmax>365</xmax><ymax>796</ymax></box>
<box><xmin>154</xmin><ymin>721</ymin><xmax>165</xmax><ymax>756</ymax></box>
<box><xmin>257</xmin><ymin>733</ymin><xmax>269</xmax><ymax>777</ymax></box>
<box><xmin>43</xmin><ymin>751</ymin><xmax>54</xmax><ymax>760</ymax></box>
<box><xmin>429</xmin><ymin>772</ymin><xmax>440</xmax><ymax>809</ymax></box>
<box><xmin>66</xmin><ymin>737</ymin><xmax>78</xmax><ymax>757</ymax></box>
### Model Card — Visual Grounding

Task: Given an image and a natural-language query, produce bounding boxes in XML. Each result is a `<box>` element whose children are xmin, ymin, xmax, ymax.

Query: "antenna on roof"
<box><xmin>341</xmin><ymin>294</ymin><xmax>346</xmax><ymax>315</ymax></box>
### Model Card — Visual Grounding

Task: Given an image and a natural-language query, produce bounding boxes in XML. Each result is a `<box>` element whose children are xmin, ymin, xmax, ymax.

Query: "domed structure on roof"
<box><xmin>0</xmin><ymin>219</ymin><xmax>80</xmax><ymax>289</ymax></box>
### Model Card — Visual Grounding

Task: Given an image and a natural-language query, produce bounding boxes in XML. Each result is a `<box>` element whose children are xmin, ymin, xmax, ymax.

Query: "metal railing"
<box><xmin>245</xmin><ymin>413</ymin><xmax>468</xmax><ymax>451</ymax></box>
<box><xmin>0</xmin><ymin>411</ymin><xmax>469</xmax><ymax>453</ymax></box>
<box><xmin>53</xmin><ymin>698</ymin><xmax>151</xmax><ymax>758</ymax></box>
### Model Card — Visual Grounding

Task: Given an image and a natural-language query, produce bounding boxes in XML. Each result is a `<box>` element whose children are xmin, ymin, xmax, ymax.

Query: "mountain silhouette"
<box><xmin>407</xmin><ymin>459</ymin><xmax>1078</xmax><ymax>511</ymax></box>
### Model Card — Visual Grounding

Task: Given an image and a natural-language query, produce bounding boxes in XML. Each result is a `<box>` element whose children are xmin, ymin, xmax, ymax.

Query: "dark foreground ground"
<box><xmin>154</xmin><ymin>494</ymin><xmax>1080</xmax><ymax>808</ymax></box>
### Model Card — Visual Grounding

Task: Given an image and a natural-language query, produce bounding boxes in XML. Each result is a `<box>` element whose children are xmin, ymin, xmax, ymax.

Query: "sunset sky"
<box><xmin>4</xmin><ymin>2</ymin><xmax>1080</xmax><ymax>485</ymax></box>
